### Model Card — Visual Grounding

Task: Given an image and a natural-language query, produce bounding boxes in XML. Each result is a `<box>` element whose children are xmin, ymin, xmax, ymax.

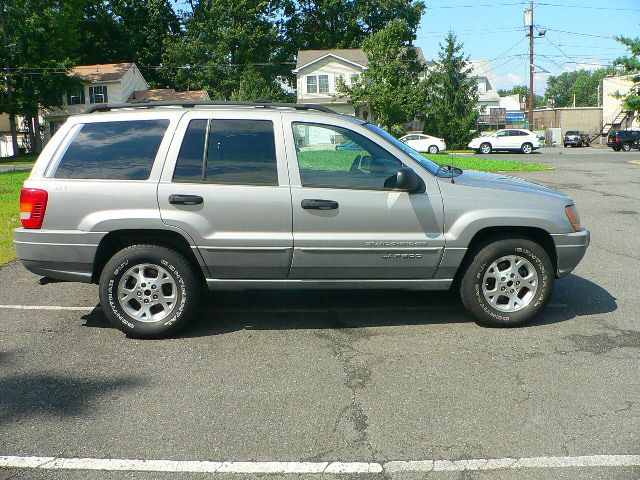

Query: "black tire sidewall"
<box><xmin>99</xmin><ymin>246</ymin><xmax>200</xmax><ymax>338</ymax></box>
<box><xmin>461</xmin><ymin>239</ymin><xmax>554</xmax><ymax>326</ymax></box>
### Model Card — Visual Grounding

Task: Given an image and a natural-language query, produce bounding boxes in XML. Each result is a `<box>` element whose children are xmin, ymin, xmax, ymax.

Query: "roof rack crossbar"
<box><xmin>84</xmin><ymin>100</ymin><xmax>337</xmax><ymax>114</ymax></box>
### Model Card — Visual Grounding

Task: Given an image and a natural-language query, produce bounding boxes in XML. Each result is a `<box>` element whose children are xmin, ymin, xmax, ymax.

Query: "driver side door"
<box><xmin>285</xmin><ymin>121</ymin><xmax>444</xmax><ymax>279</ymax></box>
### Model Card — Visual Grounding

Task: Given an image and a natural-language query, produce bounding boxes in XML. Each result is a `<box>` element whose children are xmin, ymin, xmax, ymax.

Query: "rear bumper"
<box><xmin>14</xmin><ymin>229</ymin><xmax>102</xmax><ymax>283</ymax></box>
<box><xmin>552</xmin><ymin>229</ymin><xmax>590</xmax><ymax>278</ymax></box>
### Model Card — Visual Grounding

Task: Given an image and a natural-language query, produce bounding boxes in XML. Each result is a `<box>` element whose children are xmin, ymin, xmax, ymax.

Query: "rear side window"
<box><xmin>173</xmin><ymin>119</ymin><xmax>278</xmax><ymax>186</ymax></box>
<box><xmin>55</xmin><ymin>120</ymin><xmax>169</xmax><ymax>180</ymax></box>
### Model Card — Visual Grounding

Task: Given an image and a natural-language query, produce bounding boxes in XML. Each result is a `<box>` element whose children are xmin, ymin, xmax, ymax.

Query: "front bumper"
<box><xmin>552</xmin><ymin>229</ymin><xmax>590</xmax><ymax>278</ymax></box>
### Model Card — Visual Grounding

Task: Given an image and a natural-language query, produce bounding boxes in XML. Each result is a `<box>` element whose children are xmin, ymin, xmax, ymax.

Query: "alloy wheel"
<box><xmin>117</xmin><ymin>263</ymin><xmax>178</xmax><ymax>322</ymax></box>
<box><xmin>482</xmin><ymin>255</ymin><xmax>539</xmax><ymax>312</ymax></box>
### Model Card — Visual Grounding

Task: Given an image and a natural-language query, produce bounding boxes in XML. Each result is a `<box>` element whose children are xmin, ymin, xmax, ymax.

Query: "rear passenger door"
<box><xmin>158</xmin><ymin>110</ymin><xmax>293</xmax><ymax>279</ymax></box>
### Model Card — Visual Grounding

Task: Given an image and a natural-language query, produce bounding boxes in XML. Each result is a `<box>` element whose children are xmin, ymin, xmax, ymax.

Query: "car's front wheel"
<box><xmin>428</xmin><ymin>145</ymin><xmax>439</xmax><ymax>154</ymax></box>
<box><xmin>479</xmin><ymin>142</ymin><xmax>492</xmax><ymax>154</ymax></box>
<box><xmin>99</xmin><ymin>245</ymin><xmax>201</xmax><ymax>338</ymax></box>
<box><xmin>521</xmin><ymin>142</ymin><xmax>533</xmax><ymax>154</ymax></box>
<box><xmin>459</xmin><ymin>238</ymin><xmax>554</xmax><ymax>327</ymax></box>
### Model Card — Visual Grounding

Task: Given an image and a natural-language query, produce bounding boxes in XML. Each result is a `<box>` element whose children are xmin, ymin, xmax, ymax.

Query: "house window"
<box><xmin>306</xmin><ymin>76</ymin><xmax>317</xmax><ymax>94</ymax></box>
<box><xmin>89</xmin><ymin>85</ymin><xmax>108</xmax><ymax>104</ymax></box>
<box><xmin>318</xmin><ymin>75</ymin><xmax>329</xmax><ymax>93</ymax></box>
<box><xmin>477</xmin><ymin>81</ymin><xmax>486</xmax><ymax>94</ymax></box>
<box><xmin>67</xmin><ymin>88</ymin><xmax>85</xmax><ymax>105</ymax></box>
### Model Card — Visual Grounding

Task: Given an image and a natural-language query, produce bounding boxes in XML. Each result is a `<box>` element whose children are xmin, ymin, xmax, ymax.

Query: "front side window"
<box><xmin>55</xmin><ymin>119</ymin><xmax>169</xmax><ymax>180</ymax></box>
<box><xmin>318</xmin><ymin>75</ymin><xmax>329</xmax><ymax>93</ymax></box>
<box><xmin>67</xmin><ymin>87</ymin><xmax>85</xmax><ymax>105</ymax></box>
<box><xmin>306</xmin><ymin>76</ymin><xmax>317</xmax><ymax>94</ymax></box>
<box><xmin>292</xmin><ymin>122</ymin><xmax>404</xmax><ymax>190</ymax></box>
<box><xmin>173</xmin><ymin>119</ymin><xmax>278</xmax><ymax>186</ymax></box>
<box><xmin>89</xmin><ymin>85</ymin><xmax>108</xmax><ymax>104</ymax></box>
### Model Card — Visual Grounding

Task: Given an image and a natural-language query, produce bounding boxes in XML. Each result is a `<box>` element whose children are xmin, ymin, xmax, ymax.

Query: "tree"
<box><xmin>497</xmin><ymin>85</ymin><xmax>544</xmax><ymax>108</ymax></box>
<box><xmin>231</xmin><ymin>68</ymin><xmax>294</xmax><ymax>102</ymax></box>
<box><xmin>337</xmin><ymin>20</ymin><xmax>425</xmax><ymax>132</ymax></box>
<box><xmin>279</xmin><ymin>0</ymin><xmax>424</xmax><ymax>84</ymax></box>
<box><xmin>78</xmin><ymin>0</ymin><xmax>181</xmax><ymax>86</ymax></box>
<box><xmin>544</xmin><ymin>67</ymin><xmax>615</xmax><ymax>108</ymax></box>
<box><xmin>0</xmin><ymin>0</ymin><xmax>85</xmax><ymax>154</ymax></box>
<box><xmin>613</xmin><ymin>36</ymin><xmax>640</xmax><ymax>114</ymax></box>
<box><xmin>421</xmin><ymin>32</ymin><xmax>478</xmax><ymax>149</ymax></box>
<box><xmin>163</xmin><ymin>0</ymin><xmax>286</xmax><ymax>99</ymax></box>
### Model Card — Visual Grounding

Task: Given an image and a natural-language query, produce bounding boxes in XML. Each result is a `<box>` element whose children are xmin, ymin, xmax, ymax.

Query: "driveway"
<box><xmin>0</xmin><ymin>148</ymin><xmax>639</xmax><ymax>479</ymax></box>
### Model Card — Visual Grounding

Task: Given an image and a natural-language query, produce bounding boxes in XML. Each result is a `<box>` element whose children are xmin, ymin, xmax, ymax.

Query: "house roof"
<box><xmin>70</xmin><ymin>63</ymin><xmax>135</xmax><ymax>83</ymax></box>
<box><xmin>294</xmin><ymin>48</ymin><xmax>427</xmax><ymax>72</ymax></box>
<box><xmin>127</xmin><ymin>88</ymin><xmax>210</xmax><ymax>103</ymax></box>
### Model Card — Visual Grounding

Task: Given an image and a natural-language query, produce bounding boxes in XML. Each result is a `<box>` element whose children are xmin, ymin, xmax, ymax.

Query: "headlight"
<box><xmin>565</xmin><ymin>204</ymin><xmax>581</xmax><ymax>231</ymax></box>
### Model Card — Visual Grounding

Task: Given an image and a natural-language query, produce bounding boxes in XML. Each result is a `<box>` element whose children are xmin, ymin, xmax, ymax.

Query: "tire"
<box><xmin>459</xmin><ymin>237</ymin><xmax>554</xmax><ymax>327</ymax></box>
<box><xmin>99</xmin><ymin>245</ymin><xmax>201</xmax><ymax>338</ymax></box>
<box><xmin>612</xmin><ymin>147</ymin><xmax>621</xmax><ymax>152</ymax></box>
<box><xmin>521</xmin><ymin>142</ymin><xmax>533</xmax><ymax>154</ymax></box>
<box><xmin>622</xmin><ymin>143</ymin><xmax>631</xmax><ymax>152</ymax></box>
<box><xmin>428</xmin><ymin>145</ymin><xmax>439</xmax><ymax>154</ymax></box>
<box><xmin>564</xmin><ymin>144</ymin><xmax>568</xmax><ymax>148</ymax></box>
<box><xmin>480</xmin><ymin>142</ymin><xmax>492</xmax><ymax>154</ymax></box>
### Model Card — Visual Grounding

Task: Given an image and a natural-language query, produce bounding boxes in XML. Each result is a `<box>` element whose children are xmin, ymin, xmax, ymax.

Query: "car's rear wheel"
<box><xmin>459</xmin><ymin>238</ymin><xmax>554</xmax><ymax>327</ymax></box>
<box><xmin>480</xmin><ymin>142</ymin><xmax>492</xmax><ymax>154</ymax></box>
<box><xmin>99</xmin><ymin>245</ymin><xmax>201</xmax><ymax>338</ymax></box>
<box><xmin>521</xmin><ymin>142</ymin><xmax>533</xmax><ymax>154</ymax></box>
<box><xmin>622</xmin><ymin>143</ymin><xmax>631</xmax><ymax>152</ymax></box>
<box><xmin>428</xmin><ymin>145</ymin><xmax>439</xmax><ymax>154</ymax></box>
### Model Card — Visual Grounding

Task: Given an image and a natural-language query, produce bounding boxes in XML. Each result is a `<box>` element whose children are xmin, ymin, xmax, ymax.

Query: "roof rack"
<box><xmin>84</xmin><ymin>100</ymin><xmax>337</xmax><ymax>114</ymax></box>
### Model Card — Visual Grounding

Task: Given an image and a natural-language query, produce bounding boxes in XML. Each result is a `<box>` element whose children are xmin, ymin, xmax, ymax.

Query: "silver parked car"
<box><xmin>15</xmin><ymin>102</ymin><xmax>589</xmax><ymax>338</ymax></box>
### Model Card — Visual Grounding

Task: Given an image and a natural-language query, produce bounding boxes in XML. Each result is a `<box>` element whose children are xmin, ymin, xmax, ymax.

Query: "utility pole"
<box><xmin>527</xmin><ymin>0</ymin><xmax>534</xmax><ymax>130</ymax></box>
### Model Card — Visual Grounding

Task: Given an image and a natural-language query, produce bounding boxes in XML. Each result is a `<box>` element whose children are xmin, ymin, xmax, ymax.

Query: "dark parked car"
<box><xmin>607</xmin><ymin>130</ymin><xmax>640</xmax><ymax>152</ymax></box>
<box><xmin>563</xmin><ymin>130</ymin><xmax>590</xmax><ymax>148</ymax></box>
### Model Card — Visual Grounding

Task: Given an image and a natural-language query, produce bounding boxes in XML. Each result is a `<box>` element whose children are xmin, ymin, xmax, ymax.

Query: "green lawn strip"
<box><xmin>0</xmin><ymin>155</ymin><xmax>38</xmax><ymax>169</ymax></box>
<box><xmin>427</xmin><ymin>154</ymin><xmax>552</xmax><ymax>172</ymax></box>
<box><xmin>0</xmin><ymin>170</ymin><xmax>30</xmax><ymax>265</ymax></box>
<box><xmin>0</xmin><ymin>154</ymin><xmax>37</xmax><ymax>166</ymax></box>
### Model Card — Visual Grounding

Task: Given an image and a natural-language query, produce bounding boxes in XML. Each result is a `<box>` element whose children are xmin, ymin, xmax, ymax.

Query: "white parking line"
<box><xmin>0</xmin><ymin>455</ymin><xmax>638</xmax><ymax>474</ymax></box>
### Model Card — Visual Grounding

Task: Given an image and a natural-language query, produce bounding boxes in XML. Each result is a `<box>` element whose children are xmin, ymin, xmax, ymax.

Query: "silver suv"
<box><xmin>15</xmin><ymin>102</ymin><xmax>589</xmax><ymax>338</ymax></box>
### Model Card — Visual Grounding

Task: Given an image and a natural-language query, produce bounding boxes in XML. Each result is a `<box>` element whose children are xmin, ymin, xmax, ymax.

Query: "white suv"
<box><xmin>469</xmin><ymin>129</ymin><xmax>540</xmax><ymax>154</ymax></box>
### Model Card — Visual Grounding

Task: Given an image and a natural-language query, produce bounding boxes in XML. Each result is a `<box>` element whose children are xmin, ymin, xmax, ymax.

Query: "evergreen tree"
<box><xmin>338</xmin><ymin>20</ymin><xmax>425</xmax><ymax>133</ymax></box>
<box><xmin>422</xmin><ymin>32</ymin><xmax>478</xmax><ymax>149</ymax></box>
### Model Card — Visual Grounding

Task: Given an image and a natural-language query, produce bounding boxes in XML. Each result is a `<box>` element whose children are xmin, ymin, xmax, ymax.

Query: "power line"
<box><xmin>536</xmin><ymin>2</ymin><xmax>638</xmax><ymax>11</ymax></box>
<box><xmin>543</xmin><ymin>28</ymin><xmax>618</xmax><ymax>40</ymax></box>
<box><xmin>426</xmin><ymin>2</ymin><xmax>527</xmax><ymax>8</ymax></box>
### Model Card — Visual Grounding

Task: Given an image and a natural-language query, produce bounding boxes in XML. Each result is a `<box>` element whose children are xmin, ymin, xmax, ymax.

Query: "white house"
<box><xmin>467</xmin><ymin>60</ymin><xmax>501</xmax><ymax>114</ymax></box>
<box><xmin>41</xmin><ymin>63</ymin><xmax>148</xmax><ymax>142</ymax></box>
<box><xmin>293</xmin><ymin>48</ymin><xmax>428</xmax><ymax>119</ymax></box>
<box><xmin>602</xmin><ymin>73</ymin><xmax>638</xmax><ymax>131</ymax></box>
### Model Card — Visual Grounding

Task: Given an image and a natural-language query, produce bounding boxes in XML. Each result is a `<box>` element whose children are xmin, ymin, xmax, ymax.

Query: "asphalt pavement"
<box><xmin>1</xmin><ymin>146</ymin><xmax>639</xmax><ymax>479</ymax></box>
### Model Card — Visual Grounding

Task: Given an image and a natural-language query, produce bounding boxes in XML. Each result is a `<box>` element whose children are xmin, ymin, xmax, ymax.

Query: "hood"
<box><xmin>451</xmin><ymin>169</ymin><xmax>569</xmax><ymax>200</ymax></box>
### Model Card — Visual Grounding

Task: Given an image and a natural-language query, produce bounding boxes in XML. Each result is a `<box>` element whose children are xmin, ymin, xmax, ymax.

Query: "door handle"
<box><xmin>169</xmin><ymin>194</ymin><xmax>203</xmax><ymax>205</ymax></box>
<box><xmin>301</xmin><ymin>199</ymin><xmax>339</xmax><ymax>210</ymax></box>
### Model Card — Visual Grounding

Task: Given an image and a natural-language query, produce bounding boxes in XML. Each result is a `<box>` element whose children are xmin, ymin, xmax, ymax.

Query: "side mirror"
<box><xmin>395</xmin><ymin>167</ymin><xmax>422</xmax><ymax>193</ymax></box>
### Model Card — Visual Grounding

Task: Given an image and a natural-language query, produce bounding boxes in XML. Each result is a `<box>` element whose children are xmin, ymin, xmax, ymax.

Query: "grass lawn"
<box><xmin>0</xmin><ymin>170</ymin><xmax>30</xmax><ymax>265</ymax></box>
<box><xmin>427</xmin><ymin>154</ymin><xmax>552</xmax><ymax>172</ymax></box>
<box><xmin>0</xmin><ymin>154</ymin><xmax>37</xmax><ymax>166</ymax></box>
<box><xmin>298</xmin><ymin>149</ymin><xmax>551</xmax><ymax>172</ymax></box>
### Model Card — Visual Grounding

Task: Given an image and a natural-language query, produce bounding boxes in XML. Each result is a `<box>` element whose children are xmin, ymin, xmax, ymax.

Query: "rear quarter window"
<box><xmin>54</xmin><ymin>119</ymin><xmax>169</xmax><ymax>180</ymax></box>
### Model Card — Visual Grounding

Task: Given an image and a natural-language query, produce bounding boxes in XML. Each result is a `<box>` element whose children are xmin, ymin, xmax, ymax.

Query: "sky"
<box><xmin>172</xmin><ymin>0</ymin><xmax>639</xmax><ymax>96</ymax></box>
<box><xmin>415</xmin><ymin>0</ymin><xmax>639</xmax><ymax>93</ymax></box>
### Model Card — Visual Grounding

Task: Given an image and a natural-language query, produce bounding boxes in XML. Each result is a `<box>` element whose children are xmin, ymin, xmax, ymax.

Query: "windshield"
<box><xmin>364</xmin><ymin>123</ymin><xmax>440</xmax><ymax>175</ymax></box>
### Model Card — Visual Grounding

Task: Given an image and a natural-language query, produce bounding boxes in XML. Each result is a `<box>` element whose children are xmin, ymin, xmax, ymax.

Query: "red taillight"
<box><xmin>20</xmin><ymin>188</ymin><xmax>48</xmax><ymax>229</ymax></box>
<box><xmin>615</xmin><ymin>137</ymin><xmax>619</xmax><ymax>143</ymax></box>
